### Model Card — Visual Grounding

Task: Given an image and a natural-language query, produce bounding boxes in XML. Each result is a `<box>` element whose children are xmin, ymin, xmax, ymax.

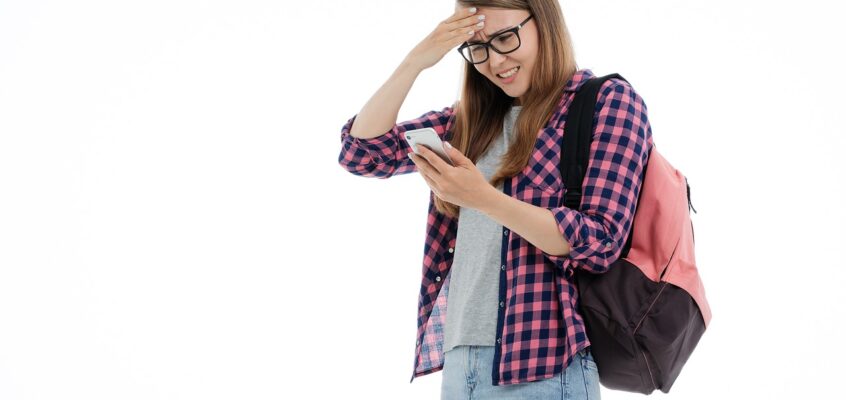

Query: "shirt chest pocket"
<box><xmin>518</xmin><ymin>127</ymin><xmax>565</xmax><ymax>197</ymax></box>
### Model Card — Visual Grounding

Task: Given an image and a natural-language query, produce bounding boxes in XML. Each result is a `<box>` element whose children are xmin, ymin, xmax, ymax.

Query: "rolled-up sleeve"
<box><xmin>338</xmin><ymin>105</ymin><xmax>455</xmax><ymax>178</ymax></box>
<box><xmin>544</xmin><ymin>79</ymin><xmax>652</xmax><ymax>276</ymax></box>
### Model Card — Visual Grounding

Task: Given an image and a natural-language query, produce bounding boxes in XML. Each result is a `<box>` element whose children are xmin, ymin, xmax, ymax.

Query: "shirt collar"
<box><xmin>563</xmin><ymin>68</ymin><xmax>595</xmax><ymax>92</ymax></box>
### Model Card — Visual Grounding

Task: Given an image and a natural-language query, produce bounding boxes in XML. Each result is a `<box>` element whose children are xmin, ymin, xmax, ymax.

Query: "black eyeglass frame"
<box><xmin>456</xmin><ymin>14</ymin><xmax>534</xmax><ymax>64</ymax></box>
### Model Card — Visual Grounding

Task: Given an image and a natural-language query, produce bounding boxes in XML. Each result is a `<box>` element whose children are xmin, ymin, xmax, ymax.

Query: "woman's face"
<box><xmin>466</xmin><ymin>7</ymin><xmax>537</xmax><ymax>105</ymax></box>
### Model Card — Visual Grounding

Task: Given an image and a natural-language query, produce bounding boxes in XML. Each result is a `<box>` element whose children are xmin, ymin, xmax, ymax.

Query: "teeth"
<box><xmin>497</xmin><ymin>67</ymin><xmax>519</xmax><ymax>78</ymax></box>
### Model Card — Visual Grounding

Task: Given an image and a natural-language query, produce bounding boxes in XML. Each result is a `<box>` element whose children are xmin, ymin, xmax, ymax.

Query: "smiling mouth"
<box><xmin>496</xmin><ymin>66</ymin><xmax>520</xmax><ymax>79</ymax></box>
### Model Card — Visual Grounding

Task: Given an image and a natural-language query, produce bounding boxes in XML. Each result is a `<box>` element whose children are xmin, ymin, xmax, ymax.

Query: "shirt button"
<box><xmin>605</xmin><ymin>242</ymin><xmax>613</xmax><ymax>249</ymax></box>
<box><xmin>435</xmin><ymin>275</ymin><xmax>441</xmax><ymax>282</ymax></box>
<box><xmin>501</xmin><ymin>265</ymin><xmax>505</xmax><ymax>270</ymax></box>
<box><xmin>503</xmin><ymin>230</ymin><xmax>508</xmax><ymax>236</ymax></box>
<box><xmin>448</xmin><ymin>247</ymin><xmax>454</xmax><ymax>253</ymax></box>
<box><xmin>416</xmin><ymin>339</ymin><xmax>420</xmax><ymax>346</ymax></box>
<box><xmin>499</xmin><ymin>301</ymin><xmax>504</xmax><ymax>307</ymax></box>
<box><xmin>496</xmin><ymin>338</ymin><xmax>501</xmax><ymax>344</ymax></box>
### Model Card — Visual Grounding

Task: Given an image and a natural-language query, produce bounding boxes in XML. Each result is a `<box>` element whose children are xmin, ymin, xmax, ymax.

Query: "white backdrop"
<box><xmin>1</xmin><ymin>0</ymin><xmax>844</xmax><ymax>399</ymax></box>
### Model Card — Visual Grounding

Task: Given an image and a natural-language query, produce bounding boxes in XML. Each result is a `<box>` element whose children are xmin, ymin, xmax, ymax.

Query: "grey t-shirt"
<box><xmin>443</xmin><ymin>105</ymin><xmax>521</xmax><ymax>354</ymax></box>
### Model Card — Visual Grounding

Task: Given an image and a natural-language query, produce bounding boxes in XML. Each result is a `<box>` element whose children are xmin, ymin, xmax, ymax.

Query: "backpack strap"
<box><xmin>561</xmin><ymin>73</ymin><xmax>635</xmax><ymax>257</ymax></box>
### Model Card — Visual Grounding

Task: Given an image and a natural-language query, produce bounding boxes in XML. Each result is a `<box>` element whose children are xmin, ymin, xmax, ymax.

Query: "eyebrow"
<box><xmin>468</xmin><ymin>25</ymin><xmax>513</xmax><ymax>43</ymax></box>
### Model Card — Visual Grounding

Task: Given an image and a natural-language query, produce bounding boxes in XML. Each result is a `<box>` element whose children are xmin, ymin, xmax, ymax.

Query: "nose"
<box><xmin>488</xmin><ymin>50</ymin><xmax>508</xmax><ymax>72</ymax></box>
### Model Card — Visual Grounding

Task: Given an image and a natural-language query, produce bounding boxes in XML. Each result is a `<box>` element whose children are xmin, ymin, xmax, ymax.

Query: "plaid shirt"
<box><xmin>337</xmin><ymin>69</ymin><xmax>653</xmax><ymax>385</ymax></box>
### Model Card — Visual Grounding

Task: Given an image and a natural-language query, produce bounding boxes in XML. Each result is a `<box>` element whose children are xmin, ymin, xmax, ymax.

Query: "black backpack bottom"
<box><xmin>575</xmin><ymin>258</ymin><xmax>707</xmax><ymax>394</ymax></box>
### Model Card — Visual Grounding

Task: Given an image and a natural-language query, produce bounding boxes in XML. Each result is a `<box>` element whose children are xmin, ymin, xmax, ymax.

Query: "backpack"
<box><xmin>562</xmin><ymin>73</ymin><xmax>712</xmax><ymax>394</ymax></box>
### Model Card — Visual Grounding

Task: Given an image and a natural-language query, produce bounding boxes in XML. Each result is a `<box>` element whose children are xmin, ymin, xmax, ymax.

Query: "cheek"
<box><xmin>516</xmin><ymin>45</ymin><xmax>535</xmax><ymax>63</ymax></box>
<box><xmin>525</xmin><ymin>40</ymin><xmax>539</xmax><ymax>62</ymax></box>
<box><xmin>475</xmin><ymin>65</ymin><xmax>491</xmax><ymax>77</ymax></box>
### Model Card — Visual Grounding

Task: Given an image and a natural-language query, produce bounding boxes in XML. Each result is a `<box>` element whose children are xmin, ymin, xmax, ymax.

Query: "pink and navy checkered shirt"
<box><xmin>337</xmin><ymin>69</ymin><xmax>654</xmax><ymax>385</ymax></box>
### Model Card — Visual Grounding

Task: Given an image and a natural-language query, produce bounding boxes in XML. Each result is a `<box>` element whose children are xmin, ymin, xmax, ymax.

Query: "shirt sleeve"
<box><xmin>337</xmin><ymin>104</ymin><xmax>456</xmax><ymax>178</ymax></box>
<box><xmin>544</xmin><ymin>79</ymin><xmax>652</xmax><ymax>277</ymax></box>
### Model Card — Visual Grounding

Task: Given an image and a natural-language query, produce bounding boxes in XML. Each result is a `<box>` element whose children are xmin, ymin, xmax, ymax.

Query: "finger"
<box><xmin>445</xmin><ymin>11</ymin><xmax>485</xmax><ymax>40</ymax></box>
<box><xmin>451</xmin><ymin>12</ymin><xmax>485</xmax><ymax>30</ymax></box>
<box><xmin>453</xmin><ymin>18</ymin><xmax>485</xmax><ymax>43</ymax></box>
<box><xmin>420</xmin><ymin>169</ymin><xmax>441</xmax><ymax>194</ymax></box>
<box><xmin>417</xmin><ymin>145</ymin><xmax>449</xmax><ymax>174</ymax></box>
<box><xmin>439</xmin><ymin>145</ymin><xmax>459</xmax><ymax>167</ymax></box>
<box><xmin>414</xmin><ymin>144</ymin><xmax>440</xmax><ymax>175</ymax></box>
<box><xmin>445</xmin><ymin>5</ymin><xmax>478</xmax><ymax>24</ymax></box>
<box><xmin>410</xmin><ymin>152</ymin><xmax>434</xmax><ymax>175</ymax></box>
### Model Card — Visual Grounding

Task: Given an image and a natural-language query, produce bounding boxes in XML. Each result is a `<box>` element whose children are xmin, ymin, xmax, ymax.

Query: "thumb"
<box><xmin>443</xmin><ymin>141</ymin><xmax>468</xmax><ymax>165</ymax></box>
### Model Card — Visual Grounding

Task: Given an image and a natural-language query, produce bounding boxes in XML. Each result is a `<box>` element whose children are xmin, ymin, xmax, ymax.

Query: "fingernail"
<box><xmin>445</xmin><ymin>141</ymin><xmax>452</xmax><ymax>148</ymax></box>
<box><xmin>469</xmin><ymin>7</ymin><xmax>477</xmax><ymax>13</ymax></box>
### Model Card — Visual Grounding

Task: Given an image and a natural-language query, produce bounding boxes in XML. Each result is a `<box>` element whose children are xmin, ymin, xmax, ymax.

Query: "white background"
<box><xmin>1</xmin><ymin>0</ymin><xmax>844</xmax><ymax>398</ymax></box>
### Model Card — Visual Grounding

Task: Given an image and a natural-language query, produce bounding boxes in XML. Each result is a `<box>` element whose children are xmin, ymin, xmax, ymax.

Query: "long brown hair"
<box><xmin>437</xmin><ymin>0</ymin><xmax>578</xmax><ymax>218</ymax></box>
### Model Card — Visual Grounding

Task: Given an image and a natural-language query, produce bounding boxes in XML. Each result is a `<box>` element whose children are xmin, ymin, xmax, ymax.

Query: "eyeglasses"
<box><xmin>457</xmin><ymin>14</ymin><xmax>533</xmax><ymax>64</ymax></box>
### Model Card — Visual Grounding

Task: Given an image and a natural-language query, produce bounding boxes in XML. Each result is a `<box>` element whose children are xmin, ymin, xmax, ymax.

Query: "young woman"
<box><xmin>338</xmin><ymin>1</ymin><xmax>653</xmax><ymax>398</ymax></box>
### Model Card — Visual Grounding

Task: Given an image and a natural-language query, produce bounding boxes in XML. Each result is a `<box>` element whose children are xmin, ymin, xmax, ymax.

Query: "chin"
<box><xmin>504</xmin><ymin>87</ymin><xmax>526</xmax><ymax>98</ymax></box>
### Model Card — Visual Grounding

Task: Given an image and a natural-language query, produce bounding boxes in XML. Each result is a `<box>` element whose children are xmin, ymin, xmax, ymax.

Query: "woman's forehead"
<box><xmin>471</xmin><ymin>8</ymin><xmax>527</xmax><ymax>41</ymax></box>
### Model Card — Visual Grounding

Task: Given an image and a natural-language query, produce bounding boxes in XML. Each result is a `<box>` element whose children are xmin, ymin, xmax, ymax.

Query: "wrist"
<box><xmin>478</xmin><ymin>185</ymin><xmax>507</xmax><ymax>215</ymax></box>
<box><xmin>400</xmin><ymin>57</ymin><xmax>424</xmax><ymax>75</ymax></box>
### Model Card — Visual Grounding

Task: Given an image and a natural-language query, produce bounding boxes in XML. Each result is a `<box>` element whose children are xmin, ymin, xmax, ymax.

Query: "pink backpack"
<box><xmin>563</xmin><ymin>73</ymin><xmax>712</xmax><ymax>394</ymax></box>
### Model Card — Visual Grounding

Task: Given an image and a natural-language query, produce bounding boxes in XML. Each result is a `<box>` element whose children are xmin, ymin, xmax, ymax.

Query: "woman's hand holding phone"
<box><xmin>404</xmin><ymin>127</ymin><xmax>455</xmax><ymax>166</ymax></box>
<box><xmin>404</xmin><ymin>6</ymin><xmax>486</xmax><ymax>72</ymax></box>
<box><xmin>407</xmin><ymin>135</ymin><xmax>497</xmax><ymax>212</ymax></box>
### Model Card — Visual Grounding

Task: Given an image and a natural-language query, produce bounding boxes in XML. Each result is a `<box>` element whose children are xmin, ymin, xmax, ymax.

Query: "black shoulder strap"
<box><xmin>561</xmin><ymin>73</ymin><xmax>627</xmax><ymax>209</ymax></box>
<box><xmin>561</xmin><ymin>73</ymin><xmax>635</xmax><ymax>258</ymax></box>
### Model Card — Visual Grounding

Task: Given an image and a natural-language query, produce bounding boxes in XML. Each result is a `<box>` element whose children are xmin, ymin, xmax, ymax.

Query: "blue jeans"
<box><xmin>440</xmin><ymin>345</ymin><xmax>601</xmax><ymax>400</ymax></box>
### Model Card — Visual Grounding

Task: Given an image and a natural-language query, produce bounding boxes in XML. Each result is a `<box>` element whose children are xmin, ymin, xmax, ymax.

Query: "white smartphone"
<box><xmin>403</xmin><ymin>127</ymin><xmax>455</xmax><ymax>167</ymax></box>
